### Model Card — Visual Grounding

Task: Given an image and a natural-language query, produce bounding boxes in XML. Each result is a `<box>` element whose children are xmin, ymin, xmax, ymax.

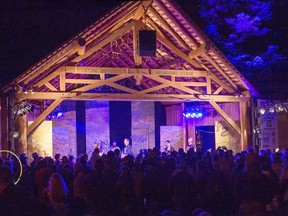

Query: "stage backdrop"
<box><xmin>28</xmin><ymin>121</ymin><xmax>53</xmax><ymax>160</ymax></box>
<box><xmin>132</xmin><ymin>101</ymin><xmax>155</xmax><ymax>156</ymax></box>
<box><xmin>215</xmin><ymin>120</ymin><xmax>241</xmax><ymax>154</ymax></box>
<box><xmin>160</xmin><ymin>126</ymin><xmax>184</xmax><ymax>152</ymax></box>
<box><xmin>86</xmin><ymin>101</ymin><xmax>110</xmax><ymax>156</ymax></box>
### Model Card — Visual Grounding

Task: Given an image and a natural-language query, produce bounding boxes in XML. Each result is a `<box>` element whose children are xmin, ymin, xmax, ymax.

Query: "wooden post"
<box><xmin>15</xmin><ymin>115</ymin><xmax>27</xmax><ymax>154</ymax></box>
<box><xmin>239</xmin><ymin>101</ymin><xmax>252</xmax><ymax>151</ymax></box>
<box><xmin>182</xmin><ymin>102</ymin><xmax>186</xmax><ymax>151</ymax></box>
<box><xmin>1</xmin><ymin>96</ymin><xmax>8</xmax><ymax>151</ymax></box>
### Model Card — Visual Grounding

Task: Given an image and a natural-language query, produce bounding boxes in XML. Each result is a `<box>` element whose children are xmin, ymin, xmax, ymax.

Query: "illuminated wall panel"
<box><xmin>132</xmin><ymin>101</ymin><xmax>155</xmax><ymax>155</ymax></box>
<box><xmin>86</xmin><ymin>101</ymin><xmax>110</xmax><ymax>156</ymax></box>
<box><xmin>28</xmin><ymin>121</ymin><xmax>52</xmax><ymax>159</ymax></box>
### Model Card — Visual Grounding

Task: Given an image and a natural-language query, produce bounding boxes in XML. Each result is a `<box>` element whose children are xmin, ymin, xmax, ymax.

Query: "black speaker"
<box><xmin>138</xmin><ymin>30</ymin><xmax>156</xmax><ymax>56</ymax></box>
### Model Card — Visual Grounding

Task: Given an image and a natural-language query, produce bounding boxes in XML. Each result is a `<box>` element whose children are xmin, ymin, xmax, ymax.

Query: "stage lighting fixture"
<box><xmin>275</xmin><ymin>104</ymin><xmax>284</xmax><ymax>112</ymax></box>
<box><xmin>48</xmin><ymin>106</ymin><xmax>64</xmax><ymax>119</ymax></box>
<box><xmin>16</xmin><ymin>103</ymin><xmax>33</xmax><ymax>116</ymax></box>
<box><xmin>183</xmin><ymin>107</ymin><xmax>204</xmax><ymax>119</ymax></box>
<box><xmin>268</xmin><ymin>106</ymin><xmax>275</xmax><ymax>114</ymax></box>
<box><xmin>258</xmin><ymin>107</ymin><xmax>266</xmax><ymax>115</ymax></box>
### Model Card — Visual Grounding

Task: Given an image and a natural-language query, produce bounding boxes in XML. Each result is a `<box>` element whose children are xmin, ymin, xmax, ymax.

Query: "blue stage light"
<box><xmin>183</xmin><ymin>107</ymin><xmax>204</xmax><ymax>119</ymax></box>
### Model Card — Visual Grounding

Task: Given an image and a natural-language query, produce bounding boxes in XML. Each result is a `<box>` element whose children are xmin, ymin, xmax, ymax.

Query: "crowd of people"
<box><xmin>1</xmin><ymin>142</ymin><xmax>288</xmax><ymax>216</ymax></box>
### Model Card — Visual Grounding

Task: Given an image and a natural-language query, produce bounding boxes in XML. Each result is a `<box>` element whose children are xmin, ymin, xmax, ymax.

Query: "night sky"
<box><xmin>0</xmin><ymin>0</ymin><xmax>121</xmax><ymax>86</ymax></box>
<box><xmin>1</xmin><ymin>0</ymin><xmax>287</xmax><ymax>99</ymax></box>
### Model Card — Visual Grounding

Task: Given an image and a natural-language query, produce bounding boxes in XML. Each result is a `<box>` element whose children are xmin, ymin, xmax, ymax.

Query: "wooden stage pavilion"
<box><xmin>0</xmin><ymin>0</ymin><xmax>259</xmax><ymax>156</ymax></box>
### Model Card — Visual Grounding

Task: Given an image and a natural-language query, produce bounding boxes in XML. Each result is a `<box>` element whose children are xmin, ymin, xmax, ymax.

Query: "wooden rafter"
<box><xmin>209</xmin><ymin>101</ymin><xmax>241</xmax><ymax>134</ymax></box>
<box><xmin>199</xmin><ymin>54</ymin><xmax>237</xmax><ymax>90</ymax></box>
<box><xmin>144</xmin><ymin>74</ymin><xmax>202</xmax><ymax>95</ymax></box>
<box><xmin>16</xmin><ymin>92</ymin><xmax>248</xmax><ymax>102</ymax></box>
<box><xmin>156</xmin><ymin>31</ymin><xmax>202</xmax><ymax>69</ymax></box>
<box><xmin>132</xmin><ymin>0</ymin><xmax>152</xmax><ymax>20</ymax></box>
<box><xmin>153</xmin><ymin>0</ymin><xmax>199</xmax><ymax>47</ymax></box>
<box><xmin>72</xmin><ymin>20</ymin><xmax>137</xmax><ymax>63</ymax></box>
<box><xmin>195</xmin><ymin>58</ymin><xmax>235</xmax><ymax>93</ymax></box>
<box><xmin>188</xmin><ymin>44</ymin><xmax>207</xmax><ymax>59</ymax></box>
<box><xmin>133</xmin><ymin>20</ymin><xmax>143</xmax><ymax>66</ymax></box>
<box><xmin>27</xmin><ymin>98</ymin><xmax>64</xmax><ymax>137</ymax></box>
<box><xmin>147</xmin><ymin>6</ymin><xmax>189</xmax><ymax>50</ymax></box>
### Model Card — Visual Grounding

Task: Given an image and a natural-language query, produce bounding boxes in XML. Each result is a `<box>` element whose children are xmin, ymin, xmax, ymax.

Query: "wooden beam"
<box><xmin>197</xmin><ymin>94</ymin><xmax>249</xmax><ymax>102</ymax></box>
<box><xmin>22</xmin><ymin>48</ymin><xmax>76</xmax><ymax>85</ymax></box>
<box><xmin>107</xmin><ymin>82</ymin><xmax>139</xmax><ymax>94</ymax></box>
<box><xmin>195</xmin><ymin>58</ymin><xmax>235</xmax><ymax>93</ymax></box>
<box><xmin>65</xmin><ymin>79</ymin><xmax>100</xmax><ymax>84</ymax></box>
<box><xmin>188</xmin><ymin>44</ymin><xmax>207</xmax><ymax>58</ymax></box>
<box><xmin>72</xmin><ymin>20</ymin><xmax>137</xmax><ymax>63</ymax></box>
<box><xmin>58</xmin><ymin>66</ymin><xmax>207</xmax><ymax>77</ymax></box>
<box><xmin>209</xmin><ymin>46</ymin><xmax>250</xmax><ymax>90</ymax></box>
<box><xmin>147</xmin><ymin>6</ymin><xmax>189</xmax><ymax>50</ymax></box>
<box><xmin>15</xmin><ymin>91</ymin><xmax>248</xmax><ymax>102</ymax></box>
<box><xmin>60</xmin><ymin>72</ymin><xmax>66</xmax><ymax>91</ymax></box>
<box><xmin>133</xmin><ymin>20</ymin><xmax>143</xmax><ymax>66</ymax></box>
<box><xmin>202</xmin><ymin>54</ymin><xmax>238</xmax><ymax>89</ymax></box>
<box><xmin>6</xmin><ymin>2</ymin><xmax>139</xmax><ymax>87</ymax></box>
<box><xmin>154</xmin><ymin>0</ymin><xmax>199</xmax><ymax>47</ymax></box>
<box><xmin>45</xmin><ymin>82</ymin><xmax>58</xmax><ymax>91</ymax></box>
<box><xmin>239</xmin><ymin>101</ymin><xmax>252</xmax><ymax>151</ymax></box>
<box><xmin>156</xmin><ymin>32</ymin><xmax>202</xmax><ymax>69</ymax></box>
<box><xmin>132</xmin><ymin>0</ymin><xmax>152</xmax><ymax>20</ymax></box>
<box><xmin>213</xmin><ymin>86</ymin><xmax>224</xmax><ymax>95</ymax></box>
<box><xmin>206</xmin><ymin>77</ymin><xmax>211</xmax><ymax>94</ymax></box>
<box><xmin>32</xmin><ymin>69</ymin><xmax>61</xmax><ymax>89</ymax></box>
<box><xmin>73</xmin><ymin>74</ymin><xmax>132</xmax><ymax>93</ymax></box>
<box><xmin>178</xmin><ymin>82</ymin><xmax>207</xmax><ymax>87</ymax></box>
<box><xmin>27</xmin><ymin>98</ymin><xmax>64</xmax><ymax>137</ymax></box>
<box><xmin>145</xmin><ymin>74</ymin><xmax>202</xmax><ymax>95</ymax></box>
<box><xmin>139</xmin><ymin>83</ymin><xmax>169</xmax><ymax>94</ymax></box>
<box><xmin>210</xmin><ymin>101</ymin><xmax>241</xmax><ymax>135</ymax></box>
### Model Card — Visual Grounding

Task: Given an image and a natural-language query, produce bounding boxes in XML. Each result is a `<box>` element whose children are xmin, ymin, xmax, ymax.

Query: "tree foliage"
<box><xmin>181</xmin><ymin>0</ymin><xmax>288</xmax><ymax>98</ymax></box>
<box><xmin>197</xmin><ymin>0</ymin><xmax>286</xmax><ymax>77</ymax></box>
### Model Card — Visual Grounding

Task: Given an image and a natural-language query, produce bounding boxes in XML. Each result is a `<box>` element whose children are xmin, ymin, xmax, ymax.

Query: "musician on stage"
<box><xmin>122</xmin><ymin>138</ymin><xmax>133</xmax><ymax>157</ymax></box>
<box><xmin>164</xmin><ymin>140</ymin><xmax>175</xmax><ymax>155</ymax></box>
<box><xmin>186</xmin><ymin>137</ymin><xmax>196</xmax><ymax>152</ymax></box>
<box><xmin>110</xmin><ymin>140</ymin><xmax>120</xmax><ymax>152</ymax></box>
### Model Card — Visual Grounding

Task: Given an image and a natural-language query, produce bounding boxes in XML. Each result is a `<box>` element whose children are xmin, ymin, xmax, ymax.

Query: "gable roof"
<box><xmin>2</xmin><ymin>0</ymin><xmax>259</xmax><ymax>104</ymax></box>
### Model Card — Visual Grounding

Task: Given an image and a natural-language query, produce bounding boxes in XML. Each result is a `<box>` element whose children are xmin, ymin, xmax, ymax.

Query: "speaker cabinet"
<box><xmin>138</xmin><ymin>30</ymin><xmax>156</xmax><ymax>56</ymax></box>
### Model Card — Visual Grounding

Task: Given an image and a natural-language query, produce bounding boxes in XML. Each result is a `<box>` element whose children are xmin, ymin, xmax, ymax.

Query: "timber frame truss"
<box><xmin>2</xmin><ymin>0</ymin><xmax>257</xmax><ymax>149</ymax></box>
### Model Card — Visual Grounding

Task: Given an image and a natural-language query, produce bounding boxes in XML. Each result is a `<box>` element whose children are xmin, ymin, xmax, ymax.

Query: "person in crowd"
<box><xmin>69</xmin><ymin>163</ymin><xmax>89</xmax><ymax>215</ymax></box>
<box><xmin>54</xmin><ymin>153</ymin><xmax>61</xmax><ymax>169</ymax></box>
<box><xmin>233</xmin><ymin>152</ymin><xmax>274</xmax><ymax>215</ymax></box>
<box><xmin>47</xmin><ymin>173</ymin><xmax>70</xmax><ymax>215</ymax></box>
<box><xmin>169</xmin><ymin>160</ymin><xmax>197</xmax><ymax>216</ymax></box>
<box><xmin>116</xmin><ymin>165</ymin><xmax>135</xmax><ymax>215</ymax></box>
<box><xmin>30</xmin><ymin>152</ymin><xmax>39</xmax><ymax>171</ymax></box>
<box><xmin>89</xmin><ymin>147</ymin><xmax>102</xmax><ymax>170</ymax></box>
<box><xmin>0</xmin><ymin>165</ymin><xmax>45</xmax><ymax>215</ymax></box>
<box><xmin>86</xmin><ymin>159</ymin><xmax>114</xmax><ymax>215</ymax></box>
<box><xmin>2</xmin><ymin>143</ymin><xmax>288</xmax><ymax>215</ymax></box>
